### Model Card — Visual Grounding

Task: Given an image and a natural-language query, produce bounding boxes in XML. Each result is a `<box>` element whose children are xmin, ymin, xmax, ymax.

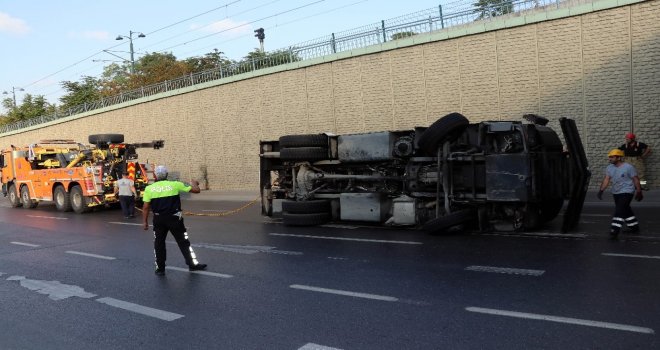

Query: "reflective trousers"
<box><xmin>152</xmin><ymin>214</ymin><xmax>200</xmax><ymax>269</ymax></box>
<box><xmin>610</xmin><ymin>193</ymin><xmax>638</xmax><ymax>233</ymax></box>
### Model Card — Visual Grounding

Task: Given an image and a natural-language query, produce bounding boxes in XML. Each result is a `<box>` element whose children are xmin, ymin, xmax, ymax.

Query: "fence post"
<box><xmin>219</xmin><ymin>65</ymin><xmax>223</xmax><ymax>79</ymax></box>
<box><xmin>289</xmin><ymin>47</ymin><xmax>294</xmax><ymax>63</ymax></box>
<box><xmin>382</xmin><ymin>20</ymin><xmax>387</xmax><ymax>43</ymax></box>
<box><xmin>331</xmin><ymin>33</ymin><xmax>337</xmax><ymax>53</ymax></box>
<box><xmin>141</xmin><ymin>87</ymin><xmax>145</xmax><ymax>98</ymax></box>
<box><xmin>252</xmin><ymin>58</ymin><xmax>256</xmax><ymax>71</ymax></box>
<box><xmin>439</xmin><ymin>5</ymin><xmax>445</xmax><ymax>29</ymax></box>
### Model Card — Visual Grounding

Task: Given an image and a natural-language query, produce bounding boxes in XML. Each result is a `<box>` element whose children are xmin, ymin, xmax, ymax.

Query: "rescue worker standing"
<box><xmin>114</xmin><ymin>171</ymin><xmax>137</xmax><ymax>218</ymax></box>
<box><xmin>618</xmin><ymin>133</ymin><xmax>651</xmax><ymax>189</ymax></box>
<box><xmin>142</xmin><ymin>165</ymin><xmax>207</xmax><ymax>275</ymax></box>
<box><xmin>597</xmin><ymin>149</ymin><xmax>643</xmax><ymax>239</ymax></box>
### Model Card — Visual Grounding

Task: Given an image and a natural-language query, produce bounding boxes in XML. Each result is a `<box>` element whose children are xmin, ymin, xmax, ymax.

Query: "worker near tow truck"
<box><xmin>114</xmin><ymin>171</ymin><xmax>137</xmax><ymax>218</ymax></box>
<box><xmin>142</xmin><ymin>165</ymin><xmax>207</xmax><ymax>276</ymax></box>
<box><xmin>618</xmin><ymin>132</ymin><xmax>651</xmax><ymax>190</ymax></box>
<box><xmin>597</xmin><ymin>149</ymin><xmax>643</xmax><ymax>239</ymax></box>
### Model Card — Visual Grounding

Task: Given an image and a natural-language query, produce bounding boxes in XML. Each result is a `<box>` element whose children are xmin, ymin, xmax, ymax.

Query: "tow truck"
<box><xmin>1</xmin><ymin>134</ymin><xmax>164</xmax><ymax>213</ymax></box>
<box><xmin>259</xmin><ymin>113</ymin><xmax>590</xmax><ymax>233</ymax></box>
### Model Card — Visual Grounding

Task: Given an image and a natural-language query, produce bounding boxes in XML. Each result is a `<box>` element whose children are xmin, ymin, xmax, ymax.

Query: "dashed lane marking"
<box><xmin>298</xmin><ymin>343</ymin><xmax>343</xmax><ymax>350</ymax></box>
<box><xmin>290</xmin><ymin>284</ymin><xmax>398</xmax><ymax>302</ymax></box>
<box><xmin>108</xmin><ymin>222</ymin><xmax>145</xmax><ymax>226</ymax></box>
<box><xmin>270</xmin><ymin>233</ymin><xmax>422</xmax><ymax>245</ymax></box>
<box><xmin>26</xmin><ymin>215</ymin><xmax>68</xmax><ymax>220</ymax></box>
<box><xmin>466</xmin><ymin>307</ymin><xmax>654</xmax><ymax>334</ymax></box>
<box><xmin>11</xmin><ymin>241</ymin><xmax>40</xmax><ymax>247</ymax></box>
<box><xmin>96</xmin><ymin>297</ymin><xmax>184</xmax><ymax>321</ymax></box>
<box><xmin>65</xmin><ymin>251</ymin><xmax>116</xmax><ymax>260</ymax></box>
<box><xmin>465</xmin><ymin>265</ymin><xmax>545</xmax><ymax>276</ymax></box>
<box><xmin>165</xmin><ymin>266</ymin><xmax>233</xmax><ymax>278</ymax></box>
<box><xmin>602</xmin><ymin>253</ymin><xmax>660</xmax><ymax>260</ymax></box>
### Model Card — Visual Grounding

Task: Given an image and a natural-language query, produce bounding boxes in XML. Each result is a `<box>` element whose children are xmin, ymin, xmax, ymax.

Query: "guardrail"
<box><xmin>2</xmin><ymin>0</ymin><xmax>569</xmax><ymax>134</ymax></box>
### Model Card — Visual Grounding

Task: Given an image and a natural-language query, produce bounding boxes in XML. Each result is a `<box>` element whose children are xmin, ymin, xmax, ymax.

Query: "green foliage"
<box><xmin>131</xmin><ymin>52</ymin><xmax>192</xmax><ymax>87</ymax></box>
<box><xmin>59</xmin><ymin>76</ymin><xmax>103</xmax><ymax>111</ymax></box>
<box><xmin>391</xmin><ymin>31</ymin><xmax>417</xmax><ymax>40</ymax></box>
<box><xmin>0</xmin><ymin>94</ymin><xmax>54</xmax><ymax>125</ymax></box>
<box><xmin>184</xmin><ymin>49</ymin><xmax>234</xmax><ymax>73</ymax></box>
<box><xmin>473</xmin><ymin>0</ymin><xmax>514</xmax><ymax>19</ymax></box>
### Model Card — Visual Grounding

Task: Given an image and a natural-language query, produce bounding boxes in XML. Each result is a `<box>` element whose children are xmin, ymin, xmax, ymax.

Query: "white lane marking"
<box><xmin>514</xmin><ymin>232</ymin><xmax>587</xmax><ymax>238</ymax></box>
<box><xmin>290</xmin><ymin>284</ymin><xmax>398</xmax><ymax>302</ymax></box>
<box><xmin>109</xmin><ymin>222</ymin><xmax>145</xmax><ymax>226</ymax></box>
<box><xmin>26</xmin><ymin>215</ymin><xmax>68</xmax><ymax>220</ymax></box>
<box><xmin>327</xmin><ymin>257</ymin><xmax>349</xmax><ymax>260</ymax></box>
<box><xmin>96</xmin><ymin>297</ymin><xmax>184</xmax><ymax>321</ymax></box>
<box><xmin>186</xmin><ymin>242</ymin><xmax>302</xmax><ymax>255</ymax></box>
<box><xmin>298</xmin><ymin>343</ymin><xmax>343</xmax><ymax>350</ymax></box>
<box><xmin>465</xmin><ymin>266</ymin><xmax>545</xmax><ymax>276</ymax></box>
<box><xmin>6</xmin><ymin>276</ymin><xmax>97</xmax><ymax>301</ymax></box>
<box><xmin>320</xmin><ymin>224</ymin><xmax>358</xmax><ymax>229</ymax></box>
<box><xmin>602</xmin><ymin>253</ymin><xmax>660</xmax><ymax>260</ymax></box>
<box><xmin>11</xmin><ymin>241</ymin><xmax>40</xmax><ymax>247</ymax></box>
<box><xmin>66</xmin><ymin>251</ymin><xmax>116</xmax><ymax>260</ymax></box>
<box><xmin>165</xmin><ymin>266</ymin><xmax>233</xmax><ymax>278</ymax></box>
<box><xmin>466</xmin><ymin>307</ymin><xmax>655</xmax><ymax>334</ymax></box>
<box><xmin>270</xmin><ymin>233</ymin><xmax>422</xmax><ymax>245</ymax></box>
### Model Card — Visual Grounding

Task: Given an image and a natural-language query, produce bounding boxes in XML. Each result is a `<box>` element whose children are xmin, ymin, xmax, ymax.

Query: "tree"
<box><xmin>473</xmin><ymin>0</ymin><xmax>514</xmax><ymax>19</ymax></box>
<box><xmin>184</xmin><ymin>49</ymin><xmax>234</xmax><ymax>73</ymax></box>
<box><xmin>391</xmin><ymin>31</ymin><xmax>416</xmax><ymax>40</ymax></box>
<box><xmin>0</xmin><ymin>94</ymin><xmax>54</xmax><ymax>124</ymax></box>
<box><xmin>59</xmin><ymin>76</ymin><xmax>103</xmax><ymax>112</ymax></box>
<box><xmin>130</xmin><ymin>52</ymin><xmax>192</xmax><ymax>87</ymax></box>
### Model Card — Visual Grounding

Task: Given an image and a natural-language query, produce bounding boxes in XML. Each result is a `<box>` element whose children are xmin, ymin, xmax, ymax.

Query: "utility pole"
<box><xmin>2</xmin><ymin>86</ymin><xmax>24</xmax><ymax>108</ymax></box>
<box><xmin>116</xmin><ymin>30</ymin><xmax>146</xmax><ymax>74</ymax></box>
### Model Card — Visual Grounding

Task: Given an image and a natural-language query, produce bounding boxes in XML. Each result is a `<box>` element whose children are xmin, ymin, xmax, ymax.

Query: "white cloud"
<box><xmin>0</xmin><ymin>12</ymin><xmax>30</xmax><ymax>35</ymax></box>
<box><xmin>191</xmin><ymin>18</ymin><xmax>251</xmax><ymax>37</ymax></box>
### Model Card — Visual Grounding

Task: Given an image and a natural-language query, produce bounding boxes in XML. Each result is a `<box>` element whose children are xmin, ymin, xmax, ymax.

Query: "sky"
<box><xmin>0</xmin><ymin>0</ymin><xmax>448</xmax><ymax>113</ymax></box>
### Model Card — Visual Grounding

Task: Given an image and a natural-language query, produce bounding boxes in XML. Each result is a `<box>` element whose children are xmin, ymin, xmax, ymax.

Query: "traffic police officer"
<box><xmin>142</xmin><ymin>165</ymin><xmax>207</xmax><ymax>275</ymax></box>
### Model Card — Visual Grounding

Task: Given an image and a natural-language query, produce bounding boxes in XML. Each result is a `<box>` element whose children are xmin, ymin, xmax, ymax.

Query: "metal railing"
<box><xmin>1</xmin><ymin>0</ymin><xmax>572</xmax><ymax>134</ymax></box>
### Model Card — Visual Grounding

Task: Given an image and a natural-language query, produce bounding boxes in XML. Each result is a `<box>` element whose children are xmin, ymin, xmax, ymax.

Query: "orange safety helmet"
<box><xmin>608</xmin><ymin>149</ymin><xmax>624</xmax><ymax>157</ymax></box>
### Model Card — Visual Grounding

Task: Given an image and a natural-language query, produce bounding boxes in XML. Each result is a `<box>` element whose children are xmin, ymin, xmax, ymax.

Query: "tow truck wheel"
<box><xmin>54</xmin><ymin>186</ymin><xmax>72</xmax><ymax>212</ymax></box>
<box><xmin>20</xmin><ymin>185</ymin><xmax>38</xmax><ymax>209</ymax></box>
<box><xmin>70</xmin><ymin>185</ymin><xmax>90</xmax><ymax>214</ymax></box>
<box><xmin>7</xmin><ymin>184</ymin><xmax>21</xmax><ymax>208</ymax></box>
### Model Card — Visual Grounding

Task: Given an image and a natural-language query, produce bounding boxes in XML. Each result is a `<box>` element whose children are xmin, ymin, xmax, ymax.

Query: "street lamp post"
<box><xmin>115</xmin><ymin>30</ymin><xmax>145</xmax><ymax>74</ymax></box>
<box><xmin>2</xmin><ymin>86</ymin><xmax>25</xmax><ymax>108</ymax></box>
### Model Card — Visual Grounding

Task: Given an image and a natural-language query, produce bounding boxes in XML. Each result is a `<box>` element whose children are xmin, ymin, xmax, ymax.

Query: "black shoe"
<box><xmin>609</xmin><ymin>231</ymin><xmax>619</xmax><ymax>240</ymax></box>
<box><xmin>189</xmin><ymin>264</ymin><xmax>207</xmax><ymax>271</ymax></box>
<box><xmin>155</xmin><ymin>267</ymin><xmax>165</xmax><ymax>276</ymax></box>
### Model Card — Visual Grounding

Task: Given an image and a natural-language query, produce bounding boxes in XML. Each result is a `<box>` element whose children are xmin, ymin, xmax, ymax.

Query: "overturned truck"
<box><xmin>259</xmin><ymin>113</ymin><xmax>590</xmax><ymax>233</ymax></box>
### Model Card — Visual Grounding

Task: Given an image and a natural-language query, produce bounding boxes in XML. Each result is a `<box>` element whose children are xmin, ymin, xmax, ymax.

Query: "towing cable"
<box><xmin>135</xmin><ymin>197</ymin><xmax>260</xmax><ymax>217</ymax></box>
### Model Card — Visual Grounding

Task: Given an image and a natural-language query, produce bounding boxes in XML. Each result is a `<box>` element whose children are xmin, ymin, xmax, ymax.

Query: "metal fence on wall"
<box><xmin>1</xmin><ymin>0</ymin><xmax>570</xmax><ymax>134</ymax></box>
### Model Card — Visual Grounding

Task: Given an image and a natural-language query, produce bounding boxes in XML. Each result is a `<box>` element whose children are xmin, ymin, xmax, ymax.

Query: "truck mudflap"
<box><xmin>559</xmin><ymin>117</ymin><xmax>591</xmax><ymax>233</ymax></box>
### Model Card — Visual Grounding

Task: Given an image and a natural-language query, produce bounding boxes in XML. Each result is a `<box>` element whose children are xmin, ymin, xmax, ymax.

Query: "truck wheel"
<box><xmin>423</xmin><ymin>208</ymin><xmax>475</xmax><ymax>234</ymax></box>
<box><xmin>280</xmin><ymin>147</ymin><xmax>328</xmax><ymax>161</ymax></box>
<box><xmin>279</xmin><ymin>134</ymin><xmax>329</xmax><ymax>148</ymax></box>
<box><xmin>54</xmin><ymin>186</ymin><xmax>72</xmax><ymax>212</ymax></box>
<box><xmin>88</xmin><ymin>134</ymin><xmax>124</xmax><ymax>146</ymax></box>
<box><xmin>282</xmin><ymin>199</ymin><xmax>330</xmax><ymax>214</ymax></box>
<box><xmin>540</xmin><ymin>198</ymin><xmax>564</xmax><ymax>223</ymax></box>
<box><xmin>70</xmin><ymin>185</ymin><xmax>90</xmax><ymax>214</ymax></box>
<box><xmin>20</xmin><ymin>185</ymin><xmax>38</xmax><ymax>209</ymax></box>
<box><xmin>418</xmin><ymin>113</ymin><xmax>469</xmax><ymax>155</ymax></box>
<box><xmin>7</xmin><ymin>184</ymin><xmax>21</xmax><ymax>208</ymax></box>
<box><xmin>282</xmin><ymin>212</ymin><xmax>331</xmax><ymax>226</ymax></box>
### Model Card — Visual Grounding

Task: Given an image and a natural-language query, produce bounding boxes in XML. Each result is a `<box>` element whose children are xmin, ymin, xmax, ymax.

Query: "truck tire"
<box><xmin>280</xmin><ymin>147</ymin><xmax>328</xmax><ymax>161</ymax></box>
<box><xmin>418</xmin><ymin>113</ymin><xmax>469</xmax><ymax>155</ymax></box>
<box><xmin>282</xmin><ymin>212</ymin><xmax>331</xmax><ymax>226</ymax></box>
<box><xmin>540</xmin><ymin>198</ymin><xmax>564</xmax><ymax>223</ymax></box>
<box><xmin>282</xmin><ymin>199</ymin><xmax>330</xmax><ymax>214</ymax></box>
<box><xmin>423</xmin><ymin>208</ymin><xmax>475</xmax><ymax>234</ymax></box>
<box><xmin>7</xmin><ymin>184</ymin><xmax>21</xmax><ymax>208</ymax></box>
<box><xmin>70</xmin><ymin>185</ymin><xmax>90</xmax><ymax>214</ymax></box>
<box><xmin>20</xmin><ymin>185</ymin><xmax>38</xmax><ymax>209</ymax></box>
<box><xmin>54</xmin><ymin>185</ymin><xmax>73</xmax><ymax>212</ymax></box>
<box><xmin>279</xmin><ymin>134</ymin><xmax>329</xmax><ymax>148</ymax></box>
<box><xmin>88</xmin><ymin>134</ymin><xmax>124</xmax><ymax>145</ymax></box>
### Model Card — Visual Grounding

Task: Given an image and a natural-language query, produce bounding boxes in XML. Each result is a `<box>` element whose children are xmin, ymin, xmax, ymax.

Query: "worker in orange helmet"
<box><xmin>597</xmin><ymin>149</ymin><xmax>643</xmax><ymax>239</ymax></box>
<box><xmin>618</xmin><ymin>132</ymin><xmax>651</xmax><ymax>190</ymax></box>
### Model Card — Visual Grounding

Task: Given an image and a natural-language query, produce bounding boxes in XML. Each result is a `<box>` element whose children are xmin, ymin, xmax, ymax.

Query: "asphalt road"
<box><xmin>0</xmin><ymin>195</ymin><xmax>658</xmax><ymax>350</ymax></box>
